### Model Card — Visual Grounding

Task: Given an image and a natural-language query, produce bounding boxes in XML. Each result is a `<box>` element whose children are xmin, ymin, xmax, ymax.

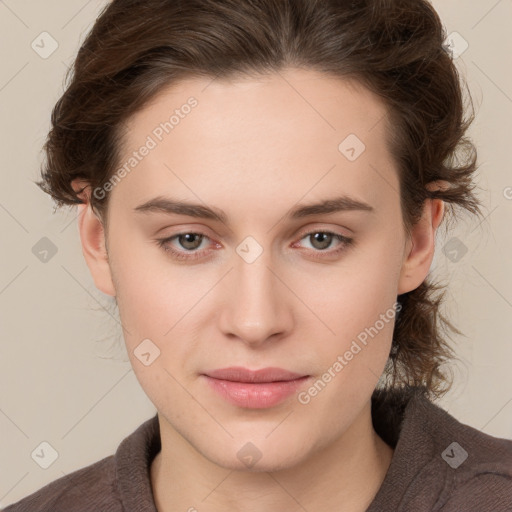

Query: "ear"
<box><xmin>397</xmin><ymin>181</ymin><xmax>447</xmax><ymax>295</ymax></box>
<box><xmin>71</xmin><ymin>179</ymin><xmax>116</xmax><ymax>297</ymax></box>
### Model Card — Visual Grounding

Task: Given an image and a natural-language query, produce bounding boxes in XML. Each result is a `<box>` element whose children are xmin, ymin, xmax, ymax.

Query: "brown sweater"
<box><xmin>3</xmin><ymin>387</ymin><xmax>512</xmax><ymax>511</ymax></box>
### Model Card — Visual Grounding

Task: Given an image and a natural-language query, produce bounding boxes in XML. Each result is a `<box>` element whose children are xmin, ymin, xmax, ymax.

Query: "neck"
<box><xmin>150</xmin><ymin>400</ymin><xmax>394</xmax><ymax>512</ymax></box>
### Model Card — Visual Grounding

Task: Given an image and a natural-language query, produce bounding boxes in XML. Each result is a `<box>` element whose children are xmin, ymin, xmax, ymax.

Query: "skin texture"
<box><xmin>72</xmin><ymin>68</ymin><xmax>445</xmax><ymax>512</ymax></box>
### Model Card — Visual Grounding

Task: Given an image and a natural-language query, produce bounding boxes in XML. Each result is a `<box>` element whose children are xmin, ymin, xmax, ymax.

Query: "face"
<box><xmin>84</xmin><ymin>68</ymin><xmax>431</xmax><ymax>471</ymax></box>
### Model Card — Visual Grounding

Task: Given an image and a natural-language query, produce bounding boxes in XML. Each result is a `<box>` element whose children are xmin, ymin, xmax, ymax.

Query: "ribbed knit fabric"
<box><xmin>3</xmin><ymin>388</ymin><xmax>512</xmax><ymax>511</ymax></box>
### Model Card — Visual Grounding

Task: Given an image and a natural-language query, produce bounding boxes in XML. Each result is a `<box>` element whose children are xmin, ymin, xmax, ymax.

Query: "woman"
<box><xmin>4</xmin><ymin>0</ymin><xmax>512</xmax><ymax>510</ymax></box>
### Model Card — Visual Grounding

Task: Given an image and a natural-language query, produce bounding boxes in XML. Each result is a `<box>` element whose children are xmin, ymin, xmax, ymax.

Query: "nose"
<box><xmin>218</xmin><ymin>249</ymin><xmax>294</xmax><ymax>348</ymax></box>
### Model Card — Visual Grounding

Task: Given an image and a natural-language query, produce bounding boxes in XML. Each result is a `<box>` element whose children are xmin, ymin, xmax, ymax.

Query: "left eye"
<box><xmin>156</xmin><ymin>230</ymin><xmax>353</xmax><ymax>261</ymax></box>
<box><xmin>296</xmin><ymin>231</ymin><xmax>349</xmax><ymax>251</ymax></box>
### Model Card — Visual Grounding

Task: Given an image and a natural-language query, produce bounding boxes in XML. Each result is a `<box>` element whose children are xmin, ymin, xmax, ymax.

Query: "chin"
<box><xmin>214</xmin><ymin>451</ymin><xmax>307</xmax><ymax>473</ymax></box>
<box><xmin>198</xmin><ymin>434</ymin><xmax>313</xmax><ymax>473</ymax></box>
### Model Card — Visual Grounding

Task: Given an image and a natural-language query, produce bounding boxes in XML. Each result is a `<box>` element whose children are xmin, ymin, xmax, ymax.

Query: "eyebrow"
<box><xmin>133</xmin><ymin>195</ymin><xmax>374</xmax><ymax>223</ymax></box>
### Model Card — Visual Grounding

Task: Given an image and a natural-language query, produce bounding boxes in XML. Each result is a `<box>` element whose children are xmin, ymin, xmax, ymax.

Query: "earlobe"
<box><xmin>72</xmin><ymin>180</ymin><xmax>116</xmax><ymax>297</ymax></box>
<box><xmin>397</xmin><ymin>196</ymin><xmax>445</xmax><ymax>295</ymax></box>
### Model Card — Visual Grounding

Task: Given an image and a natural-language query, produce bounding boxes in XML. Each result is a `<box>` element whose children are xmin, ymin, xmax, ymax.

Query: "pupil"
<box><xmin>312</xmin><ymin>233</ymin><xmax>331</xmax><ymax>250</ymax></box>
<box><xmin>181</xmin><ymin>234</ymin><xmax>201</xmax><ymax>250</ymax></box>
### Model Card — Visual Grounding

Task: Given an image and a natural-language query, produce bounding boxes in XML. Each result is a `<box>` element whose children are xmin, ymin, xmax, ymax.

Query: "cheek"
<box><xmin>109</xmin><ymin>234</ymin><xmax>199</xmax><ymax>333</ymax></box>
<box><xmin>295</xmin><ymin>239</ymin><xmax>401</xmax><ymax>389</ymax></box>
<box><xmin>297</xmin><ymin>239</ymin><xmax>401</xmax><ymax>338</ymax></box>
<box><xmin>112</xmin><ymin>258</ymin><xmax>202</xmax><ymax>409</ymax></box>
<box><xmin>109</xmin><ymin>241</ymin><xmax>220</xmax><ymax>382</ymax></box>
<box><xmin>295</xmin><ymin>275</ymin><xmax>399</xmax><ymax>423</ymax></box>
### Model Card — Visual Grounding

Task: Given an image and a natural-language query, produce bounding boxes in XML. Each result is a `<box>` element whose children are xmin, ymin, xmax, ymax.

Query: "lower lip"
<box><xmin>203</xmin><ymin>375</ymin><xmax>310</xmax><ymax>409</ymax></box>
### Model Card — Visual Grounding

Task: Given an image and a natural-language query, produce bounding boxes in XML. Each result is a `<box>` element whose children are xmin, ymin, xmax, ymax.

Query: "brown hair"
<box><xmin>37</xmin><ymin>0</ymin><xmax>483</xmax><ymax>399</ymax></box>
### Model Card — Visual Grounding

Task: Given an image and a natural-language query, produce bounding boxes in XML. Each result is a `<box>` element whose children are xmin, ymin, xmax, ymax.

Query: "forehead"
<box><xmin>123</xmin><ymin>68</ymin><xmax>389</xmax><ymax>144</ymax></box>
<box><xmin>112</xmin><ymin>68</ymin><xmax>398</xmax><ymax>214</ymax></box>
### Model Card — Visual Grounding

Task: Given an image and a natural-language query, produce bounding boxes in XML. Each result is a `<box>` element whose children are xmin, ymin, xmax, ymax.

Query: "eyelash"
<box><xmin>156</xmin><ymin>230</ymin><xmax>354</xmax><ymax>262</ymax></box>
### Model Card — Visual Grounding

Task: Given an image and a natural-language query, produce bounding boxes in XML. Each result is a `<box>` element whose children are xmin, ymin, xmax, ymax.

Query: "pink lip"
<box><xmin>202</xmin><ymin>366</ymin><xmax>310</xmax><ymax>409</ymax></box>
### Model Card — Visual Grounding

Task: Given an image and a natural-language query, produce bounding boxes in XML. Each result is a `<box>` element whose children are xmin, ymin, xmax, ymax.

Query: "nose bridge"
<box><xmin>219</xmin><ymin>240</ymin><xmax>291</xmax><ymax>345</ymax></box>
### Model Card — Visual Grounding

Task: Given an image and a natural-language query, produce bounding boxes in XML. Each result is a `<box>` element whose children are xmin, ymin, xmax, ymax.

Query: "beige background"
<box><xmin>1</xmin><ymin>0</ymin><xmax>511</xmax><ymax>507</ymax></box>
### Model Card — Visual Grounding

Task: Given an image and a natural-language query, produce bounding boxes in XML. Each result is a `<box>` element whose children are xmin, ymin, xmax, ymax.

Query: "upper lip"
<box><xmin>204</xmin><ymin>366</ymin><xmax>307</xmax><ymax>383</ymax></box>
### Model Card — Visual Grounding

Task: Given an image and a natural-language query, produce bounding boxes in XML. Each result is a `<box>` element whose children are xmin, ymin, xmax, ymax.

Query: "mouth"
<box><xmin>201</xmin><ymin>367</ymin><xmax>311</xmax><ymax>408</ymax></box>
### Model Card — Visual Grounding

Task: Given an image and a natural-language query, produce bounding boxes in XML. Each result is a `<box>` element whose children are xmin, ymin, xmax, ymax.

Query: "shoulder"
<box><xmin>438</xmin><ymin>472</ymin><xmax>512</xmax><ymax>511</ymax></box>
<box><xmin>409</xmin><ymin>391</ymin><xmax>512</xmax><ymax>509</ymax></box>
<box><xmin>433</xmin><ymin>408</ymin><xmax>512</xmax><ymax>510</ymax></box>
<box><xmin>370</xmin><ymin>387</ymin><xmax>512</xmax><ymax>511</ymax></box>
<box><xmin>2</xmin><ymin>415</ymin><xmax>160</xmax><ymax>512</ymax></box>
<box><xmin>1</xmin><ymin>455</ymin><xmax>121</xmax><ymax>512</ymax></box>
